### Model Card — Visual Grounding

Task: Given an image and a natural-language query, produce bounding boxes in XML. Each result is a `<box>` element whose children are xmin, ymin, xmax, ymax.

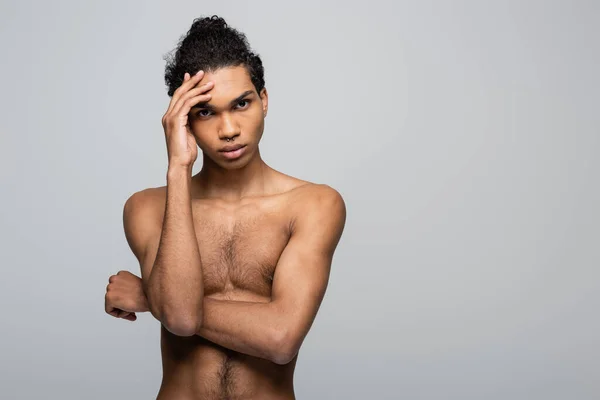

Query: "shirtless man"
<box><xmin>103</xmin><ymin>16</ymin><xmax>346</xmax><ymax>400</ymax></box>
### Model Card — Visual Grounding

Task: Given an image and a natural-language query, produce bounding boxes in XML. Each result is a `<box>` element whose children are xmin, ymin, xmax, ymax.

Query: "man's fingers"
<box><xmin>107</xmin><ymin>307</ymin><xmax>136</xmax><ymax>321</ymax></box>
<box><xmin>105</xmin><ymin>301</ymin><xmax>122</xmax><ymax>318</ymax></box>
<box><xmin>166</xmin><ymin>70</ymin><xmax>205</xmax><ymax>115</ymax></box>
<box><xmin>170</xmin><ymin>82</ymin><xmax>214</xmax><ymax>117</ymax></box>
<box><xmin>175</xmin><ymin>71</ymin><xmax>203</xmax><ymax>96</ymax></box>
<box><xmin>172</xmin><ymin>90</ymin><xmax>213</xmax><ymax>119</ymax></box>
<box><xmin>122</xmin><ymin>313</ymin><xmax>137</xmax><ymax>321</ymax></box>
<box><xmin>118</xmin><ymin>310</ymin><xmax>137</xmax><ymax>321</ymax></box>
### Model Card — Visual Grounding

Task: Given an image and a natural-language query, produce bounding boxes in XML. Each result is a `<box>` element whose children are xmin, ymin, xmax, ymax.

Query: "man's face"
<box><xmin>188</xmin><ymin>65</ymin><xmax>268</xmax><ymax>169</ymax></box>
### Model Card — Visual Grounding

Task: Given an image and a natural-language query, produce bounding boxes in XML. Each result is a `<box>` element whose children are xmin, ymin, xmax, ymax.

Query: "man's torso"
<box><xmin>147</xmin><ymin>175</ymin><xmax>311</xmax><ymax>399</ymax></box>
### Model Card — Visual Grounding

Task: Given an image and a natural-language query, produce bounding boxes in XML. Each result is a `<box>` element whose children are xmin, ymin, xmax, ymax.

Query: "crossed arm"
<box><xmin>122</xmin><ymin>182</ymin><xmax>346</xmax><ymax>364</ymax></box>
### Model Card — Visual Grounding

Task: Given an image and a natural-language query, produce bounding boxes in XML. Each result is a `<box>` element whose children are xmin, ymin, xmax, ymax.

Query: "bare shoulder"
<box><xmin>123</xmin><ymin>186</ymin><xmax>165</xmax><ymax>220</ymax></box>
<box><xmin>286</xmin><ymin>180</ymin><xmax>344</xmax><ymax>205</ymax></box>
<box><xmin>272</xmin><ymin>170</ymin><xmax>345</xmax><ymax>209</ymax></box>
<box><xmin>287</xmin><ymin>182</ymin><xmax>346</xmax><ymax>235</ymax></box>
<box><xmin>122</xmin><ymin>187</ymin><xmax>165</xmax><ymax>261</ymax></box>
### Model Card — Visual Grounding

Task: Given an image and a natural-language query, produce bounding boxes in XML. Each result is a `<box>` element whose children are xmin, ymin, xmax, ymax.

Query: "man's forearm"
<box><xmin>139</xmin><ymin>291</ymin><xmax>295</xmax><ymax>364</ymax></box>
<box><xmin>146</xmin><ymin>165</ymin><xmax>204</xmax><ymax>336</ymax></box>
<box><xmin>196</xmin><ymin>297</ymin><xmax>295</xmax><ymax>365</ymax></box>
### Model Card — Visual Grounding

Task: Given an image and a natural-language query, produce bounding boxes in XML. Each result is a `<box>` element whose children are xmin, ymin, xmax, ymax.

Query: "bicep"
<box><xmin>271</xmin><ymin>186</ymin><xmax>346</xmax><ymax>334</ymax></box>
<box><xmin>123</xmin><ymin>190</ymin><xmax>162</xmax><ymax>292</ymax></box>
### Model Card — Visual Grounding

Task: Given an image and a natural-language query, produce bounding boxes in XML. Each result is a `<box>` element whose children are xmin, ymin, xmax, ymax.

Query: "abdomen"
<box><xmin>157</xmin><ymin>300</ymin><xmax>296</xmax><ymax>399</ymax></box>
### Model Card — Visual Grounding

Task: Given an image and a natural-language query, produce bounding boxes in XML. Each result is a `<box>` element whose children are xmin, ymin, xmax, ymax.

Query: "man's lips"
<box><xmin>219</xmin><ymin>144</ymin><xmax>246</xmax><ymax>152</ymax></box>
<box><xmin>219</xmin><ymin>144</ymin><xmax>247</xmax><ymax>160</ymax></box>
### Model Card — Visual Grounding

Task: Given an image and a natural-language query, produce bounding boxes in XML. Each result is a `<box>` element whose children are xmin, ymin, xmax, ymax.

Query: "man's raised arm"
<box><xmin>122</xmin><ymin>181</ymin><xmax>205</xmax><ymax>337</ymax></box>
<box><xmin>122</xmin><ymin>70</ymin><xmax>214</xmax><ymax>336</ymax></box>
<box><xmin>123</xmin><ymin>172</ymin><xmax>204</xmax><ymax>337</ymax></box>
<box><xmin>195</xmin><ymin>184</ymin><xmax>346</xmax><ymax>364</ymax></box>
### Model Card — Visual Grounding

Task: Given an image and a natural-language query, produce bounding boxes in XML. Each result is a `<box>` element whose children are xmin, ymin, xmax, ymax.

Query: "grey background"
<box><xmin>1</xmin><ymin>0</ymin><xmax>598</xmax><ymax>399</ymax></box>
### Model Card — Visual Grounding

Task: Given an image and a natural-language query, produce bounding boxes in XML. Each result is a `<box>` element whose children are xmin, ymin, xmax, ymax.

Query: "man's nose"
<box><xmin>218</xmin><ymin>113</ymin><xmax>241</xmax><ymax>141</ymax></box>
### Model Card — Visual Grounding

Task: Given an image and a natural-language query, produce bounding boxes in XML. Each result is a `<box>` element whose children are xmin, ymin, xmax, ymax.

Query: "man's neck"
<box><xmin>191</xmin><ymin>150</ymin><xmax>271</xmax><ymax>202</ymax></box>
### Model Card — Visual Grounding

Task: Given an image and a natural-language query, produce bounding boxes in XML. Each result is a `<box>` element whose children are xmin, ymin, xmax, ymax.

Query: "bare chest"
<box><xmin>192</xmin><ymin>201</ymin><xmax>291</xmax><ymax>298</ymax></box>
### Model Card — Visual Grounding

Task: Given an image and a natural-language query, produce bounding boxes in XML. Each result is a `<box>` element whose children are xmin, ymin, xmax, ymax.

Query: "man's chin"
<box><xmin>214</xmin><ymin>154</ymin><xmax>252</xmax><ymax>170</ymax></box>
<box><xmin>220</xmin><ymin>161</ymin><xmax>247</xmax><ymax>170</ymax></box>
<box><xmin>200</xmin><ymin>145</ymin><xmax>256</xmax><ymax>170</ymax></box>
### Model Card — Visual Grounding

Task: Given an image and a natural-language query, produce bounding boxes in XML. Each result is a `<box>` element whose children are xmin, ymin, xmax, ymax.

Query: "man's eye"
<box><xmin>195</xmin><ymin>100</ymin><xmax>249</xmax><ymax>117</ymax></box>
<box><xmin>197</xmin><ymin>109</ymin><xmax>212</xmax><ymax>118</ymax></box>
<box><xmin>236</xmin><ymin>100</ymin><xmax>250</xmax><ymax>109</ymax></box>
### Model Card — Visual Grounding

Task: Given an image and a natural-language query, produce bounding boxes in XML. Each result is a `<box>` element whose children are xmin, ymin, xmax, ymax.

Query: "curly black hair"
<box><xmin>163</xmin><ymin>15</ymin><xmax>265</xmax><ymax>97</ymax></box>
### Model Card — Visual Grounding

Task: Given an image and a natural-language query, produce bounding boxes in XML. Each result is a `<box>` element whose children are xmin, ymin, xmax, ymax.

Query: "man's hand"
<box><xmin>105</xmin><ymin>270</ymin><xmax>149</xmax><ymax>322</ymax></box>
<box><xmin>161</xmin><ymin>70</ymin><xmax>214</xmax><ymax>169</ymax></box>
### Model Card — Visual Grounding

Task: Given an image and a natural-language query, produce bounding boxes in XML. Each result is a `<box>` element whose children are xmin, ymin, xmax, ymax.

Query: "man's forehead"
<box><xmin>196</xmin><ymin>66</ymin><xmax>254</xmax><ymax>104</ymax></box>
<box><xmin>200</xmin><ymin>66</ymin><xmax>252</xmax><ymax>89</ymax></box>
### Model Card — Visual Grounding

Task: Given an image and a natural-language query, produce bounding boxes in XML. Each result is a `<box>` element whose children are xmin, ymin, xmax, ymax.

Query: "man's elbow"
<box><xmin>146</xmin><ymin>292</ymin><xmax>203</xmax><ymax>336</ymax></box>
<box><xmin>162</xmin><ymin>311</ymin><xmax>202</xmax><ymax>337</ymax></box>
<box><xmin>270</xmin><ymin>327</ymin><xmax>301</xmax><ymax>365</ymax></box>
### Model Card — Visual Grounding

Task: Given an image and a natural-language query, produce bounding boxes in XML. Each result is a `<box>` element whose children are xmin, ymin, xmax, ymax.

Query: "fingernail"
<box><xmin>196</xmin><ymin>70</ymin><xmax>203</xmax><ymax>75</ymax></box>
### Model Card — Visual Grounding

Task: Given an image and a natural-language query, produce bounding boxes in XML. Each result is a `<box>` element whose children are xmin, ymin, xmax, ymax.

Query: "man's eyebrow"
<box><xmin>192</xmin><ymin>90</ymin><xmax>255</xmax><ymax>110</ymax></box>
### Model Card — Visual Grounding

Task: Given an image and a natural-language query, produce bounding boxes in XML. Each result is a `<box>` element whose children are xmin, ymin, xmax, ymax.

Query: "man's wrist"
<box><xmin>167</xmin><ymin>164</ymin><xmax>192</xmax><ymax>181</ymax></box>
<box><xmin>141</xmin><ymin>294</ymin><xmax>151</xmax><ymax>312</ymax></box>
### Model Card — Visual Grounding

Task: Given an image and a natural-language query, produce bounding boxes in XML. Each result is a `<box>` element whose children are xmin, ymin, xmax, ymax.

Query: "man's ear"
<box><xmin>260</xmin><ymin>87</ymin><xmax>268</xmax><ymax>117</ymax></box>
